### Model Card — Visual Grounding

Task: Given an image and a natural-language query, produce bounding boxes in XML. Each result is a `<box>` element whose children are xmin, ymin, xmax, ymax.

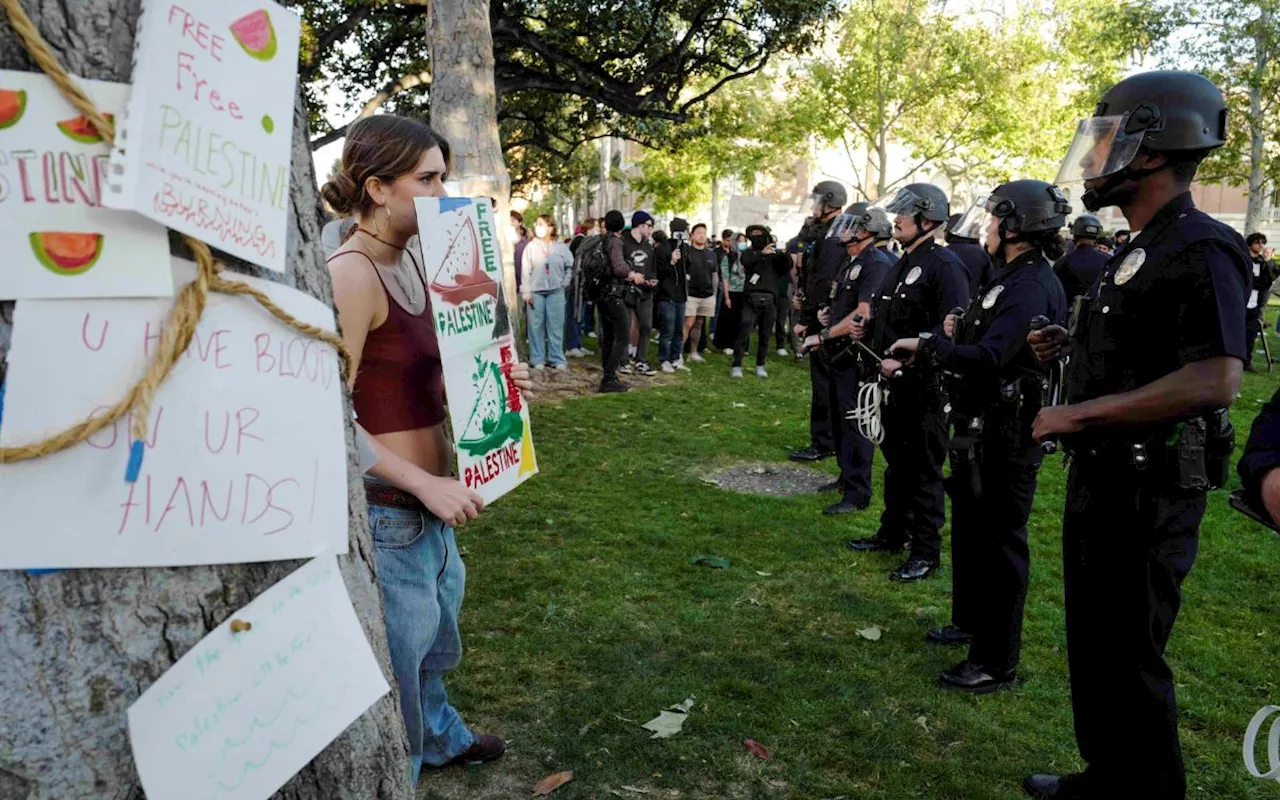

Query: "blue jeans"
<box><xmin>657</xmin><ymin>299</ymin><xmax>686</xmax><ymax>363</ymax></box>
<box><xmin>564</xmin><ymin>287</ymin><xmax>582</xmax><ymax>351</ymax></box>
<box><xmin>368</xmin><ymin>502</ymin><xmax>473</xmax><ymax>782</ymax></box>
<box><xmin>527</xmin><ymin>290</ymin><xmax>567</xmax><ymax>367</ymax></box>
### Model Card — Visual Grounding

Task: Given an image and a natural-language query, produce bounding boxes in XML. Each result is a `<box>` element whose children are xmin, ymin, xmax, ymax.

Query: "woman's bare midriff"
<box><xmin>375</xmin><ymin>424</ymin><xmax>454</xmax><ymax>478</ymax></box>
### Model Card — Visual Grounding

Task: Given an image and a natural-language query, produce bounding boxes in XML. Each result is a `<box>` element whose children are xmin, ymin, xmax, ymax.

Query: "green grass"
<box><xmin>420</xmin><ymin>328</ymin><xmax>1280</xmax><ymax>800</ymax></box>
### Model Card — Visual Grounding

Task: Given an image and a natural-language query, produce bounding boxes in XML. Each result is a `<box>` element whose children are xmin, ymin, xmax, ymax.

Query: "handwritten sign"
<box><xmin>726</xmin><ymin>195</ymin><xmax>771</xmax><ymax>231</ymax></box>
<box><xmin>0</xmin><ymin>258</ymin><xmax>346</xmax><ymax>569</ymax></box>
<box><xmin>0</xmin><ymin>69</ymin><xmax>172</xmax><ymax>300</ymax></box>
<box><xmin>413</xmin><ymin>197</ymin><xmax>537</xmax><ymax>503</ymax></box>
<box><xmin>128</xmin><ymin>555</ymin><xmax>391</xmax><ymax>800</ymax></box>
<box><xmin>106</xmin><ymin>0</ymin><xmax>301</xmax><ymax>272</ymax></box>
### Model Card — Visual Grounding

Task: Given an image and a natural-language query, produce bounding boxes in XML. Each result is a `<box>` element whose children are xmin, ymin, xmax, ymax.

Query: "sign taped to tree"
<box><xmin>0</xmin><ymin>258</ymin><xmax>347</xmax><ymax>569</ymax></box>
<box><xmin>105</xmin><ymin>0</ymin><xmax>301</xmax><ymax>273</ymax></box>
<box><xmin>127</xmin><ymin>555</ymin><xmax>390</xmax><ymax>800</ymax></box>
<box><xmin>0</xmin><ymin>69</ymin><xmax>172</xmax><ymax>300</ymax></box>
<box><xmin>414</xmin><ymin>197</ymin><xmax>537</xmax><ymax>503</ymax></box>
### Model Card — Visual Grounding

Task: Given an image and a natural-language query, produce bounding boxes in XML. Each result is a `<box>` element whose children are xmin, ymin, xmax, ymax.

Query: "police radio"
<box><xmin>1030</xmin><ymin>315</ymin><xmax>1063</xmax><ymax>455</ymax></box>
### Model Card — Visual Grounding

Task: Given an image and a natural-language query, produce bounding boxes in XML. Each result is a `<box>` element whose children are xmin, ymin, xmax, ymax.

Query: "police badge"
<box><xmin>982</xmin><ymin>285</ymin><xmax>1005</xmax><ymax>309</ymax></box>
<box><xmin>905</xmin><ymin>266</ymin><xmax>923</xmax><ymax>285</ymax></box>
<box><xmin>1112</xmin><ymin>248</ymin><xmax>1146</xmax><ymax>285</ymax></box>
<box><xmin>850</xmin><ymin>265</ymin><xmax>862</xmax><ymax>281</ymax></box>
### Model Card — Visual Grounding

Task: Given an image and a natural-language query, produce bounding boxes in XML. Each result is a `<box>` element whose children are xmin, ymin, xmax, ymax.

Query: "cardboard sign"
<box><xmin>726</xmin><ymin>195</ymin><xmax>771</xmax><ymax>231</ymax></box>
<box><xmin>0</xmin><ymin>258</ymin><xmax>347</xmax><ymax>569</ymax></box>
<box><xmin>106</xmin><ymin>0</ymin><xmax>301</xmax><ymax>272</ymax></box>
<box><xmin>413</xmin><ymin>197</ymin><xmax>537</xmax><ymax>503</ymax></box>
<box><xmin>128</xmin><ymin>555</ymin><xmax>391</xmax><ymax>800</ymax></box>
<box><xmin>0</xmin><ymin>70</ymin><xmax>172</xmax><ymax>300</ymax></box>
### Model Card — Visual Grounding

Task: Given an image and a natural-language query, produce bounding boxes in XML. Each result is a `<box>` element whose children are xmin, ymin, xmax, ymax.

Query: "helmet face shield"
<box><xmin>950</xmin><ymin>196</ymin><xmax>992</xmax><ymax>242</ymax></box>
<box><xmin>826</xmin><ymin>213</ymin><xmax>857</xmax><ymax>240</ymax></box>
<box><xmin>881</xmin><ymin>187</ymin><xmax>930</xmax><ymax>218</ymax></box>
<box><xmin>1056</xmin><ymin>114</ymin><xmax>1145</xmax><ymax>184</ymax></box>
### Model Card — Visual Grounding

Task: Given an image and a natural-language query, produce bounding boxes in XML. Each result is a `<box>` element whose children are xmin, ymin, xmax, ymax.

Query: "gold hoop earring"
<box><xmin>373</xmin><ymin>205</ymin><xmax>391</xmax><ymax>236</ymax></box>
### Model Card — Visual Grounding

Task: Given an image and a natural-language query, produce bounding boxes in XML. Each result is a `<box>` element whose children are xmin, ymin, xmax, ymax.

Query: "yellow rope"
<box><xmin>0</xmin><ymin>0</ymin><xmax>353</xmax><ymax>474</ymax></box>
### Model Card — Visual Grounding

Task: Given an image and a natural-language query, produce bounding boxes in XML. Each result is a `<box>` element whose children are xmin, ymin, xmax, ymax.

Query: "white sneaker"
<box><xmin>565</xmin><ymin>348</ymin><xmax>581</xmax><ymax>357</ymax></box>
<box><xmin>690</xmin><ymin>353</ymin><xmax>706</xmax><ymax>363</ymax></box>
<box><xmin>776</xmin><ymin>348</ymin><xmax>788</xmax><ymax>357</ymax></box>
<box><xmin>533</xmin><ymin>364</ymin><xmax>546</xmax><ymax>370</ymax></box>
<box><xmin>554</xmin><ymin>363</ymin><xmax>569</xmax><ymax>371</ymax></box>
<box><xmin>730</xmin><ymin>367</ymin><xmax>743</xmax><ymax>378</ymax></box>
<box><xmin>578</xmin><ymin>347</ymin><xmax>594</xmax><ymax>356</ymax></box>
<box><xmin>587</xmin><ymin>331</ymin><xmax>598</xmax><ymax>339</ymax></box>
<box><xmin>723</xmin><ymin>348</ymin><xmax>734</xmax><ymax>356</ymax></box>
<box><xmin>661</xmin><ymin>361</ymin><xmax>675</xmax><ymax>373</ymax></box>
<box><xmin>756</xmin><ymin>366</ymin><xmax>769</xmax><ymax>378</ymax></box>
<box><xmin>674</xmin><ymin>359</ymin><xmax>690</xmax><ymax>372</ymax></box>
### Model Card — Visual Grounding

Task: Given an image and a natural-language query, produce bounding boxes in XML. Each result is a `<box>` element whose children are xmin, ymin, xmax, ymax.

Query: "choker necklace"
<box><xmin>355</xmin><ymin>227</ymin><xmax>406</xmax><ymax>251</ymax></box>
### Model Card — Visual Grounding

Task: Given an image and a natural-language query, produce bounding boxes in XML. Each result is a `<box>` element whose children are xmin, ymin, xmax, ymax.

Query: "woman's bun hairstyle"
<box><xmin>320</xmin><ymin>115</ymin><xmax>449</xmax><ymax>217</ymax></box>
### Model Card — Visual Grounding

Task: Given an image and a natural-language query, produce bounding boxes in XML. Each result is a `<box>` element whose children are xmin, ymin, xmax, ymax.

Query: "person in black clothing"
<box><xmin>846</xmin><ymin>183</ymin><xmax>969</xmax><ymax>583</ymax></box>
<box><xmin>892</xmin><ymin>180</ymin><xmax>1070</xmax><ymax>693</ymax></box>
<box><xmin>1238</xmin><ymin>385</ymin><xmax>1280</xmax><ymax>527</ymax></box>
<box><xmin>566</xmin><ymin>217</ymin><xmax>598</xmax><ymax>358</ymax></box>
<box><xmin>1054</xmin><ymin>214</ymin><xmax>1109</xmax><ymax>303</ymax></box>
<box><xmin>599</xmin><ymin>210</ymin><xmax>650</xmax><ymax>393</ymax></box>
<box><xmin>801</xmin><ymin>207</ymin><xmax>896</xmax><ymax>515</ymax></box>
<box><xmin>621</xmin><ymin>211</ymin><xmax>661</xmax><ymax>377</ymax></box>
<box><xmin>732</xmin><ymin>225</ymin><xmax>790</xmax><ymax>378</ymax></box>
<box><xmin>1025</xmin><ymin>71</ymin><xmax>1248</xmax><ymax>800</ymax></box>
<box><xmin>655</xmin><ymin>219</ymin><xmax>689</xmax><ymax>372</ymax></box>
<box><xmin>1113</xmin><ymin>228</ymin><xmax>1130</xmax><ymax>250</ymax></box>
<box><xmin>946</xmin><ymin>211</ymin><xmax>992</xmax><ymax>296</ymax></box>
<box><xmin>790</xmin><ymin>180</ymin><xmax>849</xmax><ymax>462</ymax></box>
<box><xmin>1244</xmin><ymin>232</ymin><xmax>1276</xmax><ymax>371</ymax></box>
<box><xmin>681</xmin><ymin>223</ymin><xmax>720</xmax><ymax>368</ymax></box>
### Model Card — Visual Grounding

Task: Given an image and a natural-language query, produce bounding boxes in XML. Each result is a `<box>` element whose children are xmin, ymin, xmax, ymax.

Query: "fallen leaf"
<box><xmin>671</xmin><ymin>696</ymin><xmax>696</xmax><ymax>713</ymax></box>
<box><xmin>773</xmin><ymin>420</ymin><xmax>782</xmax><ymax>426</ymax></box>
<box><xmin>755</xmin><ymin>571</ymin><xmax>772</xmax><ymax>577</ymax></box>
<box><xmin>641</xmin><ymin>710</ymin><xmax>688</xmax><ymax>738</ymax></box>
<box><xmin>689</xmin><ymin>554</ymin><xmax>730</xmax><ymax>569</ymax></box>
<box><xmin>732</xmin><ymin>402</ymin><xmax>747</xmax><ymax>408</ymax></box>
<box><xmin>699</xmin><ymin>423</ymin><xmax>712</xmax><ymax>428</ymax></box>
<box><xmin>857</xmin><ymin>626</ymin><xmax>883</xmax><ymax>641</ymax></box>
<box><xmin>621</xmin><ymin>786</ymin><xmax>653</xmax><ymax>794</ymax></box>
<box><xmin>620</xmin><ymin>413</ymin><xmax>630</xmax><ymax>419</ymax></box>
<box><xmin>916</xmin><ymin>715</ymin><xmax>929</xmax><ymax>732</ymax></box>
<box><xmin>743</xmin><ymin>738</ymin><xmax>771</xmax><ymax>760</ymax></box>
<box><xmin>533</xmin><ymin>771</ymin><xmax>574</xmax><ymax>795</ymax></box>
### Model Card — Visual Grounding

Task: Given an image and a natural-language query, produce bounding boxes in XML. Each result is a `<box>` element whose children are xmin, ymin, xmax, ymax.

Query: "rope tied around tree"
<box><xmin>0</xmin><ymin>0</ymin><xmax>354</xmax><ymax>480</ymax></box>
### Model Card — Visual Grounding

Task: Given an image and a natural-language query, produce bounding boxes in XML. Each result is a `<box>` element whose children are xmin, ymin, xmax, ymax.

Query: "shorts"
<box><xmin>685</xmin><ymin>295</ymin><xmax>716</xmax><ymax>317</ymax></box>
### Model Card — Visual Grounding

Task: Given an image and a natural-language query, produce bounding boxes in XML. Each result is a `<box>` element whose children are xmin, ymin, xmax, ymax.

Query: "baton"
<box><xmin>1030</xmin><ymin>315</ymin><xmax>1063</xmax><ymax>454</ymax></box>
<box><xmin>947</xmin><ymin>306</ymin><xmax>965</xmax><ymax>339</ymax></box>
<box><xmin>851</xmin><ymin>314</ymin><xmax>903</xmax><ymax>379</ymax></box>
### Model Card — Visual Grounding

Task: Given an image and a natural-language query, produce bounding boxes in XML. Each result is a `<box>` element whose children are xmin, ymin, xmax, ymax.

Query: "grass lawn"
<box><xmin>419</xmin><ymin>324</ymin><xmax>1280</xmax><ymax>800</ymax></box>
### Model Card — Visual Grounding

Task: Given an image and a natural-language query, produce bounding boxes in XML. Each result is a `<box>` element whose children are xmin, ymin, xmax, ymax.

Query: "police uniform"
<box><xmin>867</xmin><ymin>239</ymin><xmax>969</xmax><ymax>563</ymax></box>
<box><xmin>1059</xmin><ymin>191</ymin><xmax>1248</xmax><ymax>795</ymax></box>
<box><xmin>822</xmin><ymin>244</ymin><xmax>895</xmax><ymax>505</ymax></box>
<box><xmin>1054</xmin><ymin>244</ymin><xmax>1109</xmax><ymax>303</ymax></box>
<box><xmin>947</xmin><ymin>239</ymin><xmax>992</xmax><ymax>298</ymax></box>
<box><xmin>799</xmin><ymin>220</ymin><xmax>848</xmax><ymax>454</ymax></box>
<box><xmin>929</xmin><ymin>251</ymin><xmax>1066</xmax><ymax>677</ymax></box>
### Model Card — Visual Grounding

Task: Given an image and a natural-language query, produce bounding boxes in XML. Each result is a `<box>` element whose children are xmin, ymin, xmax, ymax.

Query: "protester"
<box><xmin>681</xmin><ymin>223</ymin><xmax>720</xmax><ymax>368</ymax></box>
<box><xmin>521</xmin><ymin>214</ymin><xmax>573</xmax><ymax>370</ymax></box>
<box><xmin>621</xmin><ymin>211</ymin><xmax>659</xmax><ymax>376</ymax></box>
<box><xmin>566</xmin><ymin>218</ymin><xmax>598</xmax><ymax>357</ymax></box>
<box><xmin>706</xmin><ymin>228</ymin><xmax>737</xmax><ymax>353</ymax></box>
<box><xmin>655</xmin><ymin>218</ymin><xmax>690</xmax><ymax>373</ymax></box>
<box><xmin>1113</xmin><ymin>228</ymin><xmax>1130</xmax><ymax>250</ymax></box>
<box><xmin>601</xmin><ymin>210</ymin><xmax>649</xmax><ymax>392</ymax></box>
<box><xmin>773</xmin><ymin>239</ymin><xmax>798</xmax><ymax>357</ymax></box>
<box><xmin>1245</xmin><ymin>233</ymin><xmax>1276</xmax><ymax>372</ymax></box>
<box><xmin>732</xmin><ymin>225</ymin><xmax>790</xmax><ymax>377</ymax></box>
<box><xmin>713</xmin><ymin>232</ymin><xmax>748</xmax><ymax>353</ymax></box>
<box><xmin>323</xmin><ymin>114</ymin><xmax>531</xmax><ymax>780</ymax></box>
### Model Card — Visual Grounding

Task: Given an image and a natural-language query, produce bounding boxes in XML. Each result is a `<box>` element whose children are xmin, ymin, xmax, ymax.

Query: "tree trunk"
<box><xmin>427</xmin><ymin>0</ymin><xmax>517</xmax><ymax>318</ymax></box>
<box><xmin>0</xmin><ymin>3</ymin><xmax>412</xmax><ymax>799</ymax></box>
<box><xmin>1245</xmin><ymin>5</ymin><xmax>1272</xmax><ymax>237</ymax></box>
<box><xmin>711</xmin><ymin>175</ymin><xmax>720</xmax><ymax>234</ymax></box>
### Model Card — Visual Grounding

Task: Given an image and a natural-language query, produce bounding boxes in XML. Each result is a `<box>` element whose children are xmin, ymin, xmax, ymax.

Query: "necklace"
<box><xmin>353</xmin><ymin>231</ymin><xmax>419</xmax><ymax>306</ymax></box>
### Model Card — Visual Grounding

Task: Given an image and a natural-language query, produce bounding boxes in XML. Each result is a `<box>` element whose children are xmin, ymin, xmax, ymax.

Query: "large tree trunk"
<box><xmin>0</xmin><ymin>3</ymin><xmax>412</xmax><ymax>799</ymax></box>
<box><xmin>1245</xmin><ymin>5</ymin><xmax>1272</xmax><ymax>237</ymax></box>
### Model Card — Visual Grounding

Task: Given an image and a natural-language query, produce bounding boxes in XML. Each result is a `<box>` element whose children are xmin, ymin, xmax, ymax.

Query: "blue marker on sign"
<box><xmin>125</xmin><ymin>439</ymin><xmax>145</xmax><ymax>483</ymax></box>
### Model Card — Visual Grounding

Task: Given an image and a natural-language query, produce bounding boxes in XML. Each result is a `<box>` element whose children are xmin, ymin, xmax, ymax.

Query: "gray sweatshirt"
<box><xmin>521</xmin><ymin>239</ymin><xmax>575</xmax><ymax>296</ymax></box>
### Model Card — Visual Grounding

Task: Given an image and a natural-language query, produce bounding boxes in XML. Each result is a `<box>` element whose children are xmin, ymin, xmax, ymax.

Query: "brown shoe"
<box><xmin>443</xmin><ymin>733</ymin><xmax>506</xmax><ymax>767</ymax></box>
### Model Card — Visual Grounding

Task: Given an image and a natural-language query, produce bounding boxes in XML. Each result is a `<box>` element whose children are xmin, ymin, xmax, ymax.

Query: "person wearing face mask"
<box><xmin>846</xmin><ymin>183</ymin><xmax>969</xmax><ymax>583</ymax></box>
<box><xmin>323</xmin><ymin>115</ymin><xmax>534</xmax><ymax>780</ymax></box>
<box><xmin>731</xmin><ymin>225</ymin><xmax>791</xmax><ymax>377</ymax></box>
<box><xmin>790</xmin><ymin>181</ymin><xmax>850</xmax><ymax>462</ymax></box>
<box><xmin>714</xmin><ymin>233</ymin><xmax>750</xmax><ymax>353</ymax></box>
<box><xmin>886</xmin><ymin>181</ymin><xmax>1069</xmax><ymax>693</ymax></box>
<box><xmin>521</xmin><ymin>215</ymin><xmax>574</xmax><ymax>370</ymax></box>
<box><xmin>1024</xmin><ymin>71</ymin><xmax>1248</xmax><ymax>800</ymax></box>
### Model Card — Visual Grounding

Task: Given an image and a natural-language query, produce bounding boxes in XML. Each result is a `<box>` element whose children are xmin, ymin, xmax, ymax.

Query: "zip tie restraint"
<box><xmin>0</xmin><ymin>0</ymin><xmax>354</xmax><ymax>482</ymax></box>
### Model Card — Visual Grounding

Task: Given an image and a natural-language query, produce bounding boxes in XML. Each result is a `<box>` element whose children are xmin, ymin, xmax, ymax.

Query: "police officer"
<box><xmin>1054</xmin><ymin>215</ymin><xmax>1108</xmax><ymax>302</ymax></box>
<box><xmin>790</xmin><ymin>181</ymin><xmax>850</xmax><ymax>462</ymax></box>
<box><xmin>847</xmin><ymin>183</ymin><xmax>969</xmax><ymax>582</ymax></box>
<box><xmin>1025</xmin><ymin>71</ymin><xmax>1249</xmax><ymax>800</ymax></box>
<box><xmin>802</xmin><ymin>206</ymin><xmax>897</xmax><ymax>515</ymax></box>
<box><xmin>888</xmin><ymin>181</ymin><xmax>1070</xmax><ymax>691</ymax></box>
<box><xmin>945</xmin><ymin>212</ymin><xmax>992</xmax><ymax>296</ymax></box>
<box><xmin>1244</xmin><ymin>233</ymin><xmax>1276</xmax><ymax>371</ymax></box>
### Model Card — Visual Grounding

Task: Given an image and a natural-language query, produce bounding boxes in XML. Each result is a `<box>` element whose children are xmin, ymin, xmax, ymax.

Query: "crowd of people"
<box><xmin>313</xmin><ymin>67</ymin><xmax>1280</xmax><ymax>800</ymax></box>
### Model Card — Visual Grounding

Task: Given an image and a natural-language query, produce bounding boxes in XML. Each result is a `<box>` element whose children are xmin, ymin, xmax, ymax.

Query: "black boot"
<box><xmin>1023</xmin><ymin>773</ymin><xmax>1090</xmax><ymax>799</ymax></box>
<box><xmin>939</xmin><ymin>660</ymin><xmax>1017</xmax><ymax>694</ymax></box>
<box><xmin>889</xmin><ymin>557</ymin><xmax>938</xmax><ymax>582</ymax></box>
<box><xmin>789</xmin><ymin>446</ymin><xmax>834</xmax><ymax>462</ymax></box>
<box><xmin>846</xmin><ymin>535</ymin><xmax>906</xmax><ymax>553</ymax></box>
<box><xmin>925</xmin><ymin>625</ymin><xmax>973</xmax><ymax>646</ymax></box>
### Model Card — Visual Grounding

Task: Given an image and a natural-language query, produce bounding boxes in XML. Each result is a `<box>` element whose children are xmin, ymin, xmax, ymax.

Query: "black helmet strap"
<box><xmin>1080</xmin><ymin>160</ymin><xmax>1169</xmax><ymax>211</ymax></box>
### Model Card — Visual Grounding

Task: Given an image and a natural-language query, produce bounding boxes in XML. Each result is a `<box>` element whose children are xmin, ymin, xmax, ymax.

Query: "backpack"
<box><xmin>575</xmin><ymin>233</ymin><xmax>614</xmax><ymax>301</ymax></box>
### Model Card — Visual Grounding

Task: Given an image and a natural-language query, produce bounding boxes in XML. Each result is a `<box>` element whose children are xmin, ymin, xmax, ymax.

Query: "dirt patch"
<box><xmin>703</xmin><ymin>463</ymin><xmax>833</xmax><ymax>496</ymax></box>
<box><xmin>527</xmin><ymin>357</ymin><xmax>680</xmax><ymax>402</ymax></box>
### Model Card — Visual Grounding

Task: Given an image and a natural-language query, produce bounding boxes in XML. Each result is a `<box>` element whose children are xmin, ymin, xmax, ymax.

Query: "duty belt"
<box><xmin>1066</xmin><ymin>438</ymin><xmax>1155</xmax><ymax>470</ymax></box>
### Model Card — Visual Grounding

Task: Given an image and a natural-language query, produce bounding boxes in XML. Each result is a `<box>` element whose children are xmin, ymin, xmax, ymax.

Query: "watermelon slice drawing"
<box><xmin>230</xmin><ymin>9</ymin><xmax>278</xmax><ymax>62</ymax></box>
<box><xmin>56</xmin><ymin>114</ymin><xmax>113</xmax><ymax>144</ymax></box>
<box><xmin>0</xmin><ymin>89</ymin><xmax>26</xmax><ymax>130</ymax></box>
<box><xmin>30</xmin><ymin>233</ymin><xmax>104</xmax><ymax>276</ymax></box>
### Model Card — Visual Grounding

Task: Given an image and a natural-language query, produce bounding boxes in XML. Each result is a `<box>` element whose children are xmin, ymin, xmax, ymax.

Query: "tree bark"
<box><xmin>0</xmin><ymin>2</ymin><xmax>412</xmax><ymax>799</ymax></box>
<box><xmin>1245</xmin><ymin>4</ymin><xmax>1272</xmax><ymax>237</ymax></box>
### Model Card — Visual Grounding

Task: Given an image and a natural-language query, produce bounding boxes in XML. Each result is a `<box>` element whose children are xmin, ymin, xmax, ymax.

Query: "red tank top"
<box><xmin>334</xmin><ymin>250</ymin><xmax>447</xmax><ymax>434</ymax></box>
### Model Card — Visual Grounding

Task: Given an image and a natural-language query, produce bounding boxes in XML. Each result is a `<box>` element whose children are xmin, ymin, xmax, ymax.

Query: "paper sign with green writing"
<box><xmin>127</xmin><ymin>555</ymin><xmax>390</xmax><ymax>800</ymax></box>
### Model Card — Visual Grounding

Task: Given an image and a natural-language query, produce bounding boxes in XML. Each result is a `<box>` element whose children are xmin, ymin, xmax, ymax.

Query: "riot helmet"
<box><xmin>945</xmin><ymin>212</ymin><xmax>976</xmax><ymax>244</ymax></box>
<box><xmin>952</xmin><ymin>180</ymin><xmax>1070</xmax><ymax>250</ymax></box>
<box><xmin>851</xmin><ymin>207</ymin><xmax>893</xmax><ymax>241</ymax></box>
<box><xmin>844</xmin><ymin>201</ymin><xmax>870</xmax><ymax>217</ymax></box>
<box><xmin>881</xmin><ymin>183</ymin><xmax>950</xmax><ymax>223</ymax></box>
<box><xmin>809</xmin><ymin>180</ymin><xmax>848</xmax><ymax>216</ymax></box>
<box><xmin>1070</xmin><ymin>215</ymin><xmax>1103</xmax><ymax>239</ymax></box>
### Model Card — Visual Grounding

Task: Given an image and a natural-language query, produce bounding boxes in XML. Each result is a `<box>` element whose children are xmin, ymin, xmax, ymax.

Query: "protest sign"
<box><xmin>0</xmin><ymin>258</ymin><xmax>347</xmax><ymax>569</ymax></box>
<box><xmin>414</xmin><ymin>197</ymin><xmax>537</xmax><ymax>503</ymax></box>
<box><xmin>726</xmin><ymin>195</ymin><xmax>772</xmax><ymax>231</ymax></box>
<box><xmin>106</xmin><ymin>0</ymin><xmax>301</xmax><ymax>272</ymax></box>
<box><xmin>0</xmin><ymin>70</ymin><xmax>172</xmax><ymax>300</ymax></box>
<box><xmin>128</xmin><ymin>555</ymin><xmax>390</xmax><ymax>800</ymax></box>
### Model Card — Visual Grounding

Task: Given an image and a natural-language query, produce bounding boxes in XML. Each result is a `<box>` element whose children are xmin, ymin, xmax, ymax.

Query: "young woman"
<box><xmin>321</xmin><ymin>114</ymin><xmax>531</xmax><ymax>781</ymax></box>
<box><xmin>521</xmin><ymin>215</ymin><xmax>574</xmax><ymax>369</ymax></box>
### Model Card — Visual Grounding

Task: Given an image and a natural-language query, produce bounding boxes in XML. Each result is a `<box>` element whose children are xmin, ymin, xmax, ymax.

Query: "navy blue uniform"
<box><xmin>822</xmin><ymin>244</ymin><xmax>895</xmax><ymax>504</ymax></box>
<box><xmin>868</xmin><ymin>239</ymin><xmax>970</xmax><ymax>562</ymax></box>
<box><xmin>1054</xmin><ymin>245</ymin><xmax>1109</xmax><ymax>303</ymax></box>
<box><xmin>930</xmin><ymin>251</ymin><xmax>1067</xmax><ymax>674</ymax></box>
<box><xmin>1239</xmin><ymin>386</ymin><xmax>1280</xmax><ymax>510</ymax></box>
<box><xmin>1059</xmin><ymin>192</ymin><xmax>1249</xmax><ymax>797</ymax></box>
<box><xmin>947</xmin><ymin>240</ymin><xmax>991</xmax><ymax>298</ymax></box>
<box><xmin>802</xmin><ymin>225</ymin><xmax>853</xmax><ymax>452</ymax></box>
